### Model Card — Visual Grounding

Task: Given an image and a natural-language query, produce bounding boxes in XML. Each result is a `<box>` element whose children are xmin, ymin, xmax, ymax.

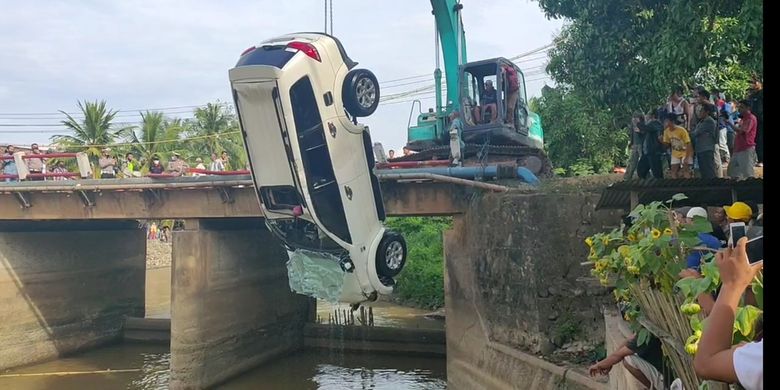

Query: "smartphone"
<box><xmin>746</xmin><ymin>235</ymin><xmax>763</xmax><ymax>264</ymax></box>
<box><xmin>729</xmin><ymin>222</ymin><xmax>746</xmax><ymax>248</ymax></box>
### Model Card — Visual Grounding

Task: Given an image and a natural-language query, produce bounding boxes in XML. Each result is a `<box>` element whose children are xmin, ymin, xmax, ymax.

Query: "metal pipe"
<box><xmin>376</xmin><ymin>172</ymin><xmax>509</xmax><ymax>192</ymax></box>
<box><xmin>375</xmin><ymin>165</ymin><xmax>539</xmax><ymax>185</ymax></box>
<box><xmin>375</xmin><ymin>160</ymin><xmax>450</xmax><ymax>169</ymax></box>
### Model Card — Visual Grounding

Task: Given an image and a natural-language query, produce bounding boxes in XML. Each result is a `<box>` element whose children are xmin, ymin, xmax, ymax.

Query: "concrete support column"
<box><xmin>0</xmin><ymin>220</ymin><xmax>146</xmax><ymax>370</ymax></box>
<box><xmin>170</xmin><ymin>218</ymin><xmax>313</xmax><ymax>390</ymax></box>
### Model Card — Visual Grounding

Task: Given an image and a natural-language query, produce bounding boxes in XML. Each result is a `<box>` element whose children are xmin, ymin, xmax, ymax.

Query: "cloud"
<box><xmin>0</xmin><ymin>0</ymin><xmax>563</xmax><ymax>150</ymax></box>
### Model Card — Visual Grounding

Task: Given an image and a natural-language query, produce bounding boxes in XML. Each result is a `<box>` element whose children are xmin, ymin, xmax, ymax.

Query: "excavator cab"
<box><xmin>458</xmin><ymin>58</ymin><xmax>540</xmax><ymax>148</ymax></box>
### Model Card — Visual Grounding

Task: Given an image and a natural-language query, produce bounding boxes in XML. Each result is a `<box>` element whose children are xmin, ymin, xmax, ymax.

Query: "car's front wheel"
<box><xmin>376</xmin><ymin>231</ymin><xmax>406</xmax><ymax>278</ymax></box>
<box><xmin>343</xmin><ymin>69</ymin><xmax>380</xmax><ymax>117</ymax></box>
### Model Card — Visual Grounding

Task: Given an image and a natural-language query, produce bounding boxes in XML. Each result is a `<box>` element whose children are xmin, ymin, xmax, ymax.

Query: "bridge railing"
<box><xmin>1</xmin><ymin>152</ymin><xmax>92</xmax><ymax>181</ymax></box>
<box><xmin>1</xmin><ymin>153</ymin><xmax>254</xmax><ymax>182</ymax></box>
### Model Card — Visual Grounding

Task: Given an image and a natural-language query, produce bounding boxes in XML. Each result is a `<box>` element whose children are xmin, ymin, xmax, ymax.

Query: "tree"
<box><xmin>126</xmin><ymin>111</ymin><xmax>184</xmax><ymax>165</ymax></box>
<box><xmin>50</xmin><ymin>100</ymin><xmax>132</xmax><ymax>176</ymax></box>
<box><xmin>184</xmin><ymin>102</ymin><xmax>247</xmax><ymax>169</ymax></box>
<box><xmin>536</xmin><ymin>0</ymin><xmax>762</xmax><ymax>114</ymax></box>
<box><xmin>532</xmin><ymin>87</ymin><xmax>627</xmax><ymax>176</ymax></box>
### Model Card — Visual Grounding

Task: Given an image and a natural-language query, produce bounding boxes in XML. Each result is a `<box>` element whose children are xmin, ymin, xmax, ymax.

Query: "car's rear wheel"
<box><xmin>343</xmin><ymin>69</ymin><xmax>380</xmax><ymax>117</ymax></box>
<box><xmin>376</xmin><ymin>231</ymin><xmax>406</xmax><ymax>278</ymax></box>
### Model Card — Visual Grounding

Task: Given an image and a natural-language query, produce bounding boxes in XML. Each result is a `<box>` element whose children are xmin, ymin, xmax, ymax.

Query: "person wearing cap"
<box><xmin>724</xmin><ymin>202</ymin><xmax>762</xmax><ymax>240</ymax></box>
<box><xmin>165</xmin><ymin>152</ymin><xmax>188</xmax><ymax>177</ymax></box>
<box><xmin>99</xmin><ymin>148</ymin><xmax>117</xmax><ymax>179</ymax></box>
<box><xmin>683</xmin><ymin>207</ymin><xmax>723</xmax><ymax>270</ymax></box>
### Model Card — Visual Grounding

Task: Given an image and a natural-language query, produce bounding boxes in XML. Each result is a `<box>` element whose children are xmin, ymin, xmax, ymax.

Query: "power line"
<box><xmin>0</xmin><ymin>103</ymin><xmax>229</xmax><ymax>117</ymax></box>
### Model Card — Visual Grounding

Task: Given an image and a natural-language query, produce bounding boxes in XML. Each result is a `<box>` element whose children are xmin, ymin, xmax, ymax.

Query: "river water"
<box><xmin>0</xmin><ymin>266</ymin><xmax>447</xmax><ymax>389</ymax></box>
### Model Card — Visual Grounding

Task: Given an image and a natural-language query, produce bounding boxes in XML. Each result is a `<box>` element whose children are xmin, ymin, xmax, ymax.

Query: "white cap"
<box><xmin>686</xmin><ymin>207</ymin><xmax>708</xmax><ymax>219</ymax></box>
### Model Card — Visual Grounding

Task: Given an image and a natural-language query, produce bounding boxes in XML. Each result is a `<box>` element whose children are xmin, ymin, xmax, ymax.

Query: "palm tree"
<box><xmin>50</xmin><ymin>100</ymin><xmax>130</xmax><ymax>158</ymax></box>
<box><xmin>185</xmin><ymin>102</ymin><xmax>247</xmax><ymax>169</ymax></box>
<box><xmin>125</xmin><ymin>111</ymin><xmax>185</xmax><ymax>165</ymax></box>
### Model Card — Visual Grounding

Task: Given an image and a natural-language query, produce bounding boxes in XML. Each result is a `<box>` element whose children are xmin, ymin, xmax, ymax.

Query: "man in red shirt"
<box><xmin>727</xmin><ymin>100</ymin><xmax>757</xmax><ymax>179</ymax></box>
<box><xmin>503</xmin><ymin>65</ymin><xmax>521</xmax><ymax>127</ymax></box>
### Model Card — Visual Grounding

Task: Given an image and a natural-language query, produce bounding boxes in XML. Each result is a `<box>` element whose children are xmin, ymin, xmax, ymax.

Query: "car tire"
<box><xmin>343</xmin><ymin>69</ymin><xmax>380</xmax><ymax>117</ymax></box>
<box><xmin>376</xmin><ymin>231</ymin><xmax>406</xmax><ymax>278</ymax></box>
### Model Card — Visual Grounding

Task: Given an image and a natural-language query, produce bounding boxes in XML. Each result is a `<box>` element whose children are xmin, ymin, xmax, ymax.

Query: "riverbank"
<box><xmin>146</xmin><ymin>240</ymin><xmax>171</xmax><ymax>269</ymax></box>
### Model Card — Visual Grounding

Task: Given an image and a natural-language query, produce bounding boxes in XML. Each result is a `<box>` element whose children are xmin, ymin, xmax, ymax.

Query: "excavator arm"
<box><xmin>430</xmin><ymin>0</ymin><xmax>467</xmax><ymax>114</ymax></box>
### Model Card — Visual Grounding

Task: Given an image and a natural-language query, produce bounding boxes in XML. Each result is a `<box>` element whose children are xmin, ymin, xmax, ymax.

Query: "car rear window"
<box><xmin>235</xmin><ymin>45</ymin><xmax>295</xmax><ymax>68</ymax></box>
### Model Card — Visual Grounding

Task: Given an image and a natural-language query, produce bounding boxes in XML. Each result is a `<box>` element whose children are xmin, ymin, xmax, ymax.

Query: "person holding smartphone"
<box><xmin>723</xmin><ymin>202</ymin><xmax>762</xmax><ymax>245</ymax></box>
<box><xmin>693</xmin><ymin>238</ymin><xmax>763</xmax><ymax>389</ymax></box>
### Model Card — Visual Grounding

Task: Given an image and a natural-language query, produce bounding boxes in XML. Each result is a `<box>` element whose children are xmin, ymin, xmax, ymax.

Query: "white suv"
<box><xmin>229</xmin><ymin>32</ymin><xmax>407</xmax><ymax>304</ymax></box>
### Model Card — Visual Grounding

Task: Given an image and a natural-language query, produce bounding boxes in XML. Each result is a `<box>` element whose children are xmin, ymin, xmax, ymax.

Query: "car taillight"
<box><xmin>287</xmin><ymin>41</ymin><xmax>321</xmax><ymax>62</ymax></box>
<box><xmin>240</xmin><ymin>46</ymin><xmax>256</xmax><ymax>56</ymax></box>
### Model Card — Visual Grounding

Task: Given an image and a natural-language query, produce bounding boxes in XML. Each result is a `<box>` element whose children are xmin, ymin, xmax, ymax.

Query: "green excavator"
<box><xmin>391</xmin><ymin>0</ymin><xmax>552</xmax><ymax>177</ymax></box>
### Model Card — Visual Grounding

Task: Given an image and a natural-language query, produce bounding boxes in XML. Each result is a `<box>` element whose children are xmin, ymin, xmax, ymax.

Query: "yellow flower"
<box><xmin>618</xmin><ymin>245</ymin><xmax>630</xmax><ymax>257</ymax></box>
<box><xmin>623</xmin><ymin>257</ymin><xmax>632</xmax><ymax>267</ymax></box>
<box><xmin>651</xmin><ymin>229</ymin><xmax>662</xmax><ymax>239</ymax></box>
<box><xmin>601</xmin><ymin>237</ymin><xmax>609</xmax><ymax>246</ymax></box>
<box><xmin>628</xmin><ymin>233</ymin><xmax>637</xmax><ymax>242</ymax></box>
<box><xmin>585</xmin><ymin>237</ymin><xmax>594</xmax><ymax>247</ymax></box>
<box><xmin>663</xmin><ymin>228</ymin><xmax>673</xmax><ymax>236</ymax></box>
<box><xmin>627</xmin><ymin>265</ymin><xmax>640</xmax><ymax>275</ymax></box>
<box><xmin>589</xmin><ymin>247</ymin><xmax>596</xmax><ymax>257</ymax></box>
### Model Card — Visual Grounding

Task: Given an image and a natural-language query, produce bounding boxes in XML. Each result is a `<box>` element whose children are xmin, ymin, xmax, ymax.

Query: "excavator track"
<box><xmin>391</xmin><ymin>144</ymin><xmax>554</xmax><ymax>178</ymax></box>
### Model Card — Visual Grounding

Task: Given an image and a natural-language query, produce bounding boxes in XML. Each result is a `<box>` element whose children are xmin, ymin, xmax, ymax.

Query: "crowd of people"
<box><xmin>590</xmin><ymin>201</ymin><xmax>763</xmax><ymax>390</ymax></box>
<box><xmin>1</xmin><ymin>145</ymin><xmax>245</xmax><ymax>182</ymax></box>
<box><xmin>624</xmin><ymin>80</ymin><xmax>763</xmax><ymax>181</ymax></box>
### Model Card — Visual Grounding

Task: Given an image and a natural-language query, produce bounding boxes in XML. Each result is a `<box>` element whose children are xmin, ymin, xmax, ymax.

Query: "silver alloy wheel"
<box><xmin>356</xmin><ymin>77</ymin><xmax>376</xmax><ymax>108</ymax></box>
<box><xmin>385</xmin><ymin>240</ymin><xmax>404</xmax><ymax>270</ymax></box>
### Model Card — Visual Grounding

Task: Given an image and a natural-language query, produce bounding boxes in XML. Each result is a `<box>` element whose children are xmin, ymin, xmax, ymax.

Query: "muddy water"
<box><xmin>0</xmin><ymin>266</ymin><xmax>447</xmax><ymax>389</ymax></box>
<box><xmin>0</xmin><ymin>344</ymin><xmax>446</xmax><ymax>389</ymax></box>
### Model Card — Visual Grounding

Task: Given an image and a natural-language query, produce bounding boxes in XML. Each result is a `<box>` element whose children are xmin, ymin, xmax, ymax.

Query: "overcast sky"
<box><xmin>0</xmin><ymin>0</ymin><xmax>564</xmax><ymax>151</ymax></box>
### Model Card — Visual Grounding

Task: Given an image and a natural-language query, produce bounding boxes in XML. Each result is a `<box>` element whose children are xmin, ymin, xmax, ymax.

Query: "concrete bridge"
<box><xmin>0</xmin><ymin>175</ymin><xmax>622</xmax><ymax>390</ymax></box>
<box><xmin>0</xmin><ymin>175</ymin><xmax>466</xmax><ymax>220</ymax></box>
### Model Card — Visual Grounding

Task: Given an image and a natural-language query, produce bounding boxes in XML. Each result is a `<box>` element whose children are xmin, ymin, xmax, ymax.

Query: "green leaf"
<box><xmin>672</xmin><ymin>193</ymin><xmax>689</xmax><ymax>201</ymax></box>
<box><xmin>752</xmin><ymin>272</ymin><xmax>763</xmax><ymax>310</ymax></box>
<box><xmin>637</xmin><ymin>327</ymin><xmax>650</xmax><ymax>346</ymax></box>
<box><xmin>691</xmin><ymin>218</ymin><xmax>714</xmax><ymax>234</ymax></box>
<box><xmin>734</xmin><ymin>305</ymin><xmax>762</xmax><ymax>338</ymax></box>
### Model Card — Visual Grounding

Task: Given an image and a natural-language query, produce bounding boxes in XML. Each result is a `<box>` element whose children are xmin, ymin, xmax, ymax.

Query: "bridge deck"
<box><xmin>0</xmin><ymin>175</ymin><xmax>468</xmax><ymax>220</ymax></box>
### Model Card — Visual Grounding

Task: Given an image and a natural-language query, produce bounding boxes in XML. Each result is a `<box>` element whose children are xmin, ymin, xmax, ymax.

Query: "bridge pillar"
<box><xmin>0</xmin><ymin>220</ymin><xmax>145</xmax><ymax>370</ymax></box>
<box><xmin>170</xmin><ymin>218</ymin><xmax>313</xmax><ymax>390</ymax></box>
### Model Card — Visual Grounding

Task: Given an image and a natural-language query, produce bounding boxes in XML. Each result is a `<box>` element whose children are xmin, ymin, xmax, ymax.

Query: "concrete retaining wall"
<box><xmin>444</xmin><ymin>188</ymin><xmax>621</xmax><ymax>389</ymax></box>
<box><xmin>0</xmin><ymin>220</ymin><xmax>145</xmax><ymax>370</ymax></box>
